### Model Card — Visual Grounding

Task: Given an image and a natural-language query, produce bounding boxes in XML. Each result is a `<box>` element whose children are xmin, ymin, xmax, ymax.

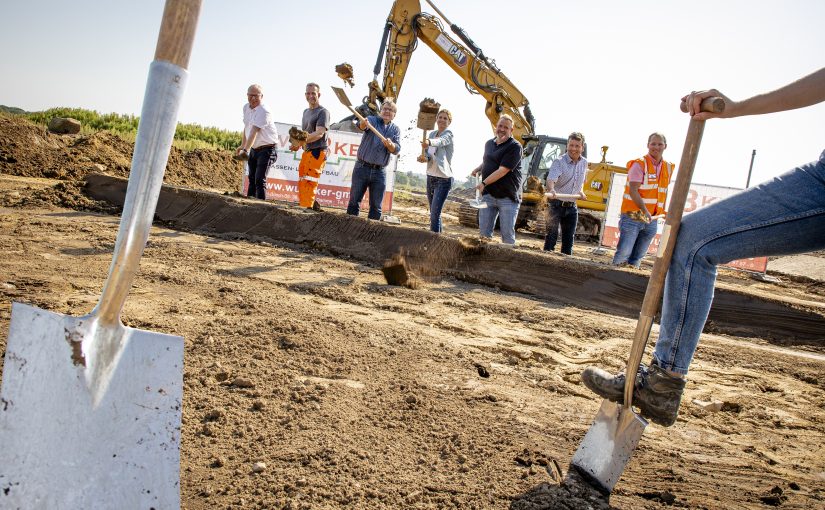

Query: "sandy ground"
<box><xmin>1</xmin><ymin>115</ymin><xmax>824</xmax><ymax>509</ymax></box>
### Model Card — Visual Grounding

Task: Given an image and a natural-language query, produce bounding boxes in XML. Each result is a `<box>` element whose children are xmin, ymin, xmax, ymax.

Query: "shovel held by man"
<box><xmin>570</xmin><ymin>96</ymin><xmax>725</xmax><ymax>494</ymax></box>
<box><xmin>330</xmin><ymin>85</ymin><xmax>391</xmax><ymax>143</ymax></box>
<box><xmin>0</xmin><ymin>1</ymin><xmax>201</xmax><ymax>507</ymax></box>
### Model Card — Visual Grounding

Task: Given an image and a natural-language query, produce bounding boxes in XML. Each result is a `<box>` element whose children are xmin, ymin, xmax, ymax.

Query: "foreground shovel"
<box><xmin>571</xmin><ymin>96</ymin><xmax>725</xmax><ymax>494</ymax></box>
<box><xmin>0</xmin><ymin>1</ymin><xmax>201</xmax><ymax>507</ymax></box>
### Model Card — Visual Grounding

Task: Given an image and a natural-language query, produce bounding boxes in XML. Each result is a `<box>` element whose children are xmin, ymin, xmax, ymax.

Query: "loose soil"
<box><xmin>1</xmin><ymin>114</ymin><xmax>823</xmax><ymax>509</ymax></box>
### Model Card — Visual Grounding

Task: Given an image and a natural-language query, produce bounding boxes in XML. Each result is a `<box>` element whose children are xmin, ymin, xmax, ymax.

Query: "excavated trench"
<box><xmin>85</xmin><ymin>173</ymin><xmax>825</xmax><ymax>346</ymax></box>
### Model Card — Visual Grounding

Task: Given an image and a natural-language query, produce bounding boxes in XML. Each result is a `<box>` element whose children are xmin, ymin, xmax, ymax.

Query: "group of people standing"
<box><xmin>234</xmin><ymin>81</ymin><xmax>673</xmax><ymax>266</ymax></box>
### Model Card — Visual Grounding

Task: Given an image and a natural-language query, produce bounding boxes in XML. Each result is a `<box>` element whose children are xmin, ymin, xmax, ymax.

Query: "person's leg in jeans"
<box><xmin>612</xmin><ymin>214</ymin><xmax>643</xmax><ymax>264</ymax></box>
<box><xmin>346</xmin><ymin>163</ymin><xmax>370</xmax><ymax>216</ymax></box>
<box><xmin>366</xmin><ymin>168</ymin><xmax>387</xmax><ymax>220</ymax></box>
<box><xmin>478</xmin><ymin>195</ymin><xmax>498</xmax><ymax>239</ymax></box>
<box><xmin>429</xmin><ymin>177</ymin><xmax>453</xmax><ymax>233</ymax></box>
<box><xmin>543</xmin><ymin>202</ymin><xmax>561</xmax><ymax>251</ymax></box>
<box><xmin>654</xmin><ymin>158</ymin><xmax>825</xmax><ymax>375</ymax></box>
<box><xmin>426</xmin><ymin>175</ymin><xmax>435</xmax><ymax>211</ymax></box>
<box><xmin>497</xmin><ymin>197</ymin><xmax>520</xmax><ymax>245</ymax></box>
<box><xmin>627</xmin><ymin>218</ymin><xmax>658</xmax><ymax>267</ymax></box>
<box><xmin>559</xmin><ymin>206</ymin><xmax>578</xmax><ymax>254</ymax></box>
<box><xmin>582</xmin><ymin>156</ymin><xmax>825</xmax><ymax>426</ymax></box>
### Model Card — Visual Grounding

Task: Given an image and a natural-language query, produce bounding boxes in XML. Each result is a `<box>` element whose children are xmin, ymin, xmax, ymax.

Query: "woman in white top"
<box><xmin>420</xmin><ymin>109</ymin><xmax>454</xmax><ymax>233</ymax></box>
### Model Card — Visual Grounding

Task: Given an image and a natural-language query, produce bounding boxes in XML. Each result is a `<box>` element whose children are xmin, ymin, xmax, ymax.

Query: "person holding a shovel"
<box><xmin>420</xmin><ymin>109</ymin><xmax>455</xmax><ymax>233</ymax></box>
<box><xmin>293</xmin><ymin>82</ymin><xmax>330</xmax><ymax>211</ymax></box>
<box><xmin>611</xmin><ymin>133</ymin><xmax>674</xmax><ymax>268</ymax></box>
<box><xmin>346</xmin><ymin>100</ymin><xmax>401</xmax><ymax>220</ymax></box>
<box><xmin>238</xmin><ymin>84</ymin><xmax>279</xmax><ymax>200</ymax></box>
<box><xmin>582</xmin><ymin>67</ymin><xmax>825</xmax><ymax>427</ymax></box>
<box><xmin>471</xmin><ymin>114</ymin><xmax>523</xmax><ymax>245</ymax></box>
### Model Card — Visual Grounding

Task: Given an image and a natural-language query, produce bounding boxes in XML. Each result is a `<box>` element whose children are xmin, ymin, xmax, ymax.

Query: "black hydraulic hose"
<box><xmin>450</xmin><ymin>24</ymin><xmax>485</xmax><ymax>63</ymax></box>
<box><xmin>373</xmin><ymin>21</ymin><xmax>392</xmax><ymax>77</ymax></box>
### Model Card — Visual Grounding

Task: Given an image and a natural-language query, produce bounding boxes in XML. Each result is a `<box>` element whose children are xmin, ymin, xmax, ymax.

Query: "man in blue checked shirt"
<box><xmin>346</xmin><ymin>100</ymin><xmax>402</xmax><ymax>220</ymax></box>
<box><xmin>543</xmin><ymin>132</ymin><xmax>588</xmax><ymax>254</ymax></box>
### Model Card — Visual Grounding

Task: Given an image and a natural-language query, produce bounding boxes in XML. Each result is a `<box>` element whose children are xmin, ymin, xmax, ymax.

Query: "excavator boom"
<box><xmin>337</xmin><ymin>0</ymin><xmax>627</xmax><ymax>240</ymax></box>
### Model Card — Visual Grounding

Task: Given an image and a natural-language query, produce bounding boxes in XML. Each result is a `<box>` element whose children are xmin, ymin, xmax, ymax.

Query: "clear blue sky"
<box><xmin>2</xmin><ymin>0</ymin><xmax>823</xmax><ymax>189</ymax></box>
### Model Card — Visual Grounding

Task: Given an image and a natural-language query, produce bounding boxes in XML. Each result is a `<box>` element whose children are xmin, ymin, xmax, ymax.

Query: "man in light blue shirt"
<box><xmin>544</xmin><ymin>132</ymin><xmax>588</xmax><ymax>254</ymax></box>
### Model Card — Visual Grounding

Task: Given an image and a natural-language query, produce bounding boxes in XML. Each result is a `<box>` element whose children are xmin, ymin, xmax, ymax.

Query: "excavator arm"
<box><xmin>361</xmin><ymin>0</ymin><xmax>537</xmax><ymax>144</ymax></box>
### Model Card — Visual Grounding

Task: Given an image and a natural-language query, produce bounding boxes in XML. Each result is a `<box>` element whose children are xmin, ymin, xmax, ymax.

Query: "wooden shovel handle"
<box><xmin>623</xmin><ymin>97</ymin><xmax>725</xmax><ymax>408</ymax></box>
<box><xmin>346</xmin><ymin>106</ymin><xmax>389</xmax><ymax>144</ymax></box>
<box><xmin>679</xmin><ymin>96</ymin><xmax>725</xmax><ymax>114</ymax></box>
<box><xmin>155</xmin><ymin>0</ymin><xmax>201</xmax><ymax>69</ymax></box>
<box><xmin>347</xmin><ymin>106</ymin><xmax>387</xmax><ymax>142</ymax></box>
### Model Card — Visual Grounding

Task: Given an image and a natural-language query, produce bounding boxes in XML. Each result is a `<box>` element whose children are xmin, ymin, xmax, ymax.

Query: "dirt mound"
<box><xmin>0</xmin><ymin>180</ymin><xmax>119</xmax><ymax>214</ymax></box>
<box><xmin>0</xmin><ymin>114</ymin><xmax>240</xmax><ymax>191</ymax></box>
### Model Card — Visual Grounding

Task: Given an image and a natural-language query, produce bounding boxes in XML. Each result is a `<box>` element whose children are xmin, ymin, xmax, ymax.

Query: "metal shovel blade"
<box><xmin>331</xmin><ymin>85</ymin><xmax>353</xmax><ymax>107</ymax></box>
<box><xmin>0</xmin><ymin>1</ymin><xmax>200</xmax><ymax>506</ymax></box>
<box><xmin>0</xmin><ymin>304</ymin><xmax>183</xmax><ymax>508</ymax></box>
<box><xmin>469</xmin><ymin>186</ymin><xmax>487</xmax><ymax>209</ymax></box>
<box><xmin>571</xmin><ymin>399</ymin><xmax>647</xmax><ymax>494</ymax></box>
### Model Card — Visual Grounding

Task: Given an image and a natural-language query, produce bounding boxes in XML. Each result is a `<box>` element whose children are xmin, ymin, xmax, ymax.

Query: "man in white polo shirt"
<box><xmin>236</xmin><ymin>84</ymin><xmax>279</xmax><ymax>200</ymax></box>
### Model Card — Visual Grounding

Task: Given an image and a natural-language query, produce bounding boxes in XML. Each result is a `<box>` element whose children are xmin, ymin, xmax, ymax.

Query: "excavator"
<box><xmin>333</xmin><ymin>0</ymin><xmax>626</xmax><ymax>239</ymax></box>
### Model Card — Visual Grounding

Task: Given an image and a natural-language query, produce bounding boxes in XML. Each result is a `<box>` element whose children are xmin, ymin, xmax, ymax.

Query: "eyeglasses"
<box><xmin>247</xmin><ymin>94</ymin><xmax>261</xmax><ymax>98</ymax></box>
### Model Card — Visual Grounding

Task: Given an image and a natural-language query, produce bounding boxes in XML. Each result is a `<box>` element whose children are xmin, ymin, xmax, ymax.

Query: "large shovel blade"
<box><xmin>331</xmin><ymin>85</ymin><xmax>353</xmax><ymax>107</ymax></box>
<box><xmin>571</xmin><ymin>399</ymin><xmax>647</xmax><ymax>494</ymax></box>
<box><xmin>0</xmin><ymin>303</ymin><xmax>183</xmax><ymax>508</ymax></box>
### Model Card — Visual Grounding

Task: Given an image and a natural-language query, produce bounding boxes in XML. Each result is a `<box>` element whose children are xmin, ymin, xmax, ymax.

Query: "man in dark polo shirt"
<box><xmin>470</xmin><ymin>114</ymin><xmax>523</xmax><ymax>245</ymax></box>
<box><xmin>346</xmin><ymin>100</ymin><xmax>402</xmax><ymax>220</ymax></box>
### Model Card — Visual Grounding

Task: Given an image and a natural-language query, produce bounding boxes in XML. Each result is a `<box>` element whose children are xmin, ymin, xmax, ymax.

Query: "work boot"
<box><xmin>312</xmin><ymin>200</ymin><xmax>322</xmax><ymax>212</ymax></box>
<box><xmin>581</xmin><ymin>362</ymin><xmax>686</xmax><ymax>427</ymax></box>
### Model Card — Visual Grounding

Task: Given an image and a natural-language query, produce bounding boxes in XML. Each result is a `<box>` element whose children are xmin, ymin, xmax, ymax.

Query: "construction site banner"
<box><xmin>241</xmin><ymin>122</ymin><xmax>396</xmax><ymax>212</ymax></box>
<box><xmin>600</xmin><ymin>174</ymin><xmax>768</xmax><ymax>273</ymax></box>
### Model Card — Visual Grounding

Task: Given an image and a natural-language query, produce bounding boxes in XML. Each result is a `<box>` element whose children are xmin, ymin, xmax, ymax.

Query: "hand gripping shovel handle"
<box><xmin>623</xmin><ymin>96</ymin><xmax>724</xmax><ymax>408</ymax></box>
<box><xmin>94</xmin><ymin>0</ymin><xmax>201</xmax><ymax>326</ymax></box>
<box><xmin>347</xmin><ymin>105</ymin><xmax>390</xmax><ymax>144</ymax></box>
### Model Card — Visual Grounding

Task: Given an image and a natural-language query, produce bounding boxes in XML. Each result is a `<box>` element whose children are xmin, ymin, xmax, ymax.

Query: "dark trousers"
<box><xmin>347</xmin><ymin>162</ymin><xmax>386</xmax><ymax>220</ymax></box>
<box><xmin>247</xmin><ymin>146</ymin><xmax>276</xmax><ymax>200</ymax></box>
<box><xmin>543</xmin><ymin>201</ymin><xmax>578</xmax><ymax>254</ymax></box>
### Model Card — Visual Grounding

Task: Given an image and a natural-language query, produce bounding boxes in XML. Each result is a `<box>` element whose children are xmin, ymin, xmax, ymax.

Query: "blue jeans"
<box><xmin>479</xmin><ymin>195</ymin><xmax>520</xmax><ymax>245</ymax></box>
<box><xmin>543</xmin><ymin>201</ymin><xmax>577</xmax><ymax>254</ymax></box>
<box><xmin>427</xmin><ymin>175</ymin><xmax>453</xmax><ymax>233</ymax></box>
<box><xmin>347</xmin><ymin>162</ymin><xmax>386</xmax><ymax>220</ymax></box>
<box><xmin>247</xmin><ymin>146</ymin><xmax>276</xmax><ymax>200</ymax></box>
<box><xmin>612</xmin><ymin>213</ymin><xmax>659</xmax><ymax>267</ymax></box>
<box><xmin>654</xmin><ymin>152</ymin><xmax>825</xmax><ymax>375</ymax></box>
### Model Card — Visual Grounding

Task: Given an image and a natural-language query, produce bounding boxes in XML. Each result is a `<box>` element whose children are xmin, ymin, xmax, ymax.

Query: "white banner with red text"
<box><xmin>600</xmin><ymin>174</ymin><xmax>768</xmax><ymax>273</ymax></box>
<box><xmin>241</xmin><ymin>122</ymin><xmax>396</xmax><ymax>212</ymax></box>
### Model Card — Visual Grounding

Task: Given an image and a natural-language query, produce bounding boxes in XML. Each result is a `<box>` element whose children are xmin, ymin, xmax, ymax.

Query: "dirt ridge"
<box><xmin>85</xmin><ymin>173</ymin><xmax>825</xmax><ymax>345</ymax></box>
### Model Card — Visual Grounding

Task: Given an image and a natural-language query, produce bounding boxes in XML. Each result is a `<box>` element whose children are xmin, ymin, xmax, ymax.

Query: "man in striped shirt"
<box><xmin>543</xmin><ymin>132</ymin><xmax>588</xmax><ymax>254</ymax></box>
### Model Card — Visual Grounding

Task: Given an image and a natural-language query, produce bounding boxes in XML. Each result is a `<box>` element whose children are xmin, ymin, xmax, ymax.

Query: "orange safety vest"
<box><xmin>620</xmin><ymin>155</ymin><xmax>673</xmax><ymax>216</ymax></box>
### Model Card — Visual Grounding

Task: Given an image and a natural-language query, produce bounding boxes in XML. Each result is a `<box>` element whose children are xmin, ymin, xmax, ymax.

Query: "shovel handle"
<box><xmin>623</xmin><ymin>97</ymin><xmax>725</xmax><ymax>408</ymax></box>
<box><xmin>155</xmin><ymin>0</ymin><xmax>201</xmax><ymax>68</ymax></box>
<box><xmin>679</xmin><ymin>96</ymin><xmax>725</xmax><ymax>114</ymax></box>
<box><xmin>347</xmin><ymin>105</ymin><xmax>389</xmax><ymax>144</ymax></box>
<box><xmin>544</xmin><ymin>192</ymin><xmax>581</xmax><ymax>201</ymax></box>
<box><xmin>95</xmin><ymin>0</ymin><xmax>202</xmax><ymax>326</ymax></box>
